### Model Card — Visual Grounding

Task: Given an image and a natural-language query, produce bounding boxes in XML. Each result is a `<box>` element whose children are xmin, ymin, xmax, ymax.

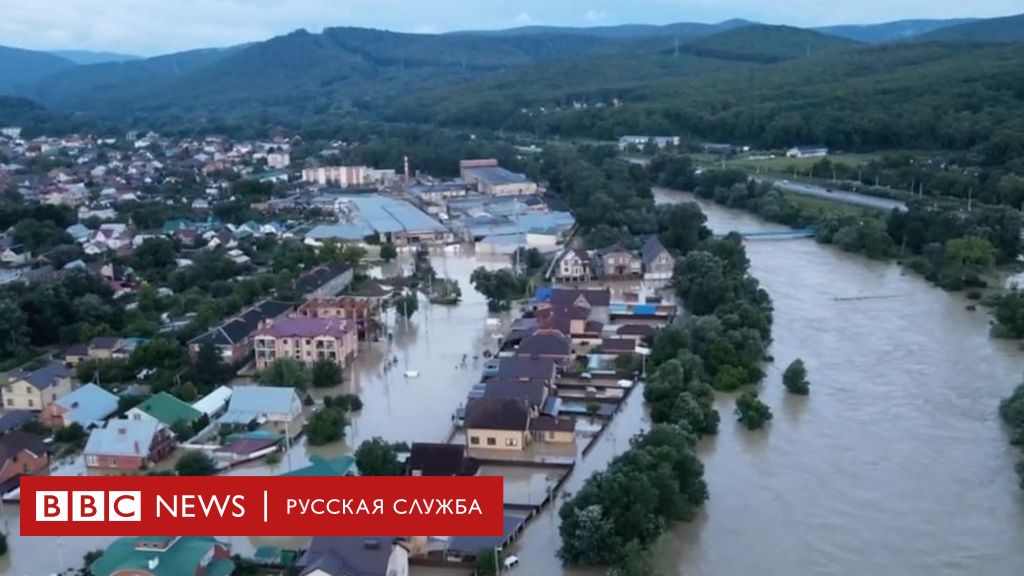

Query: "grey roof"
<box><xmin>220</xmin><ymin>386</ymin><xmax>299</xmax><ymax>424</ymax></box>
<box><xmin>516</xmin><ymin>330</ymin><xmax>571</xmax><ymax>357</ymax></box>
<box><xmin>6</xmin><ymin>360</ymin><xmax>73</xmax><ymax>390</ymax></box>
<box><xmin>484</xmin><ymin>380</ymin><xmax>546</xmax><ymax>408</ymax></box>
<box><xmin>641</xmin><ymin>235</ymin><xmax>670</xmax><ymax>265</ymax></box>
<box><xmin>407</xmin><ymin>443</ymin><xmax>478</xmax><ymax>477</ymax></box>
<box><xmin>0</xmin><ymin>431</ymin><xmax>48</xmax><ymax>464</ymax></box>
<box><xmin>494</xmin><ymin>357</ymin><xmax>557</xmax><ymax>382</ymax></box>
<box><xmin>85</xmin><ymin>418</ymin><xmax>162</xmax><ymax>457</ymax></box>
<box><xmin>54</xmin><ymin>383</ymin><xmax>118</xmax><ymax>427</ymax></box>
<box><xmin>190</xmin><ymin>299</ymin><xmax>292</xmax><ymax>347</ymax></box>
<box><xmin>462</xmin><ymin>166</ymin><xmax>529</xmax><ymax>185</ymax></box>
<box><xmin>465</xmin><ymin>397</ymin><xmax>530</xmax><ymax>431</ymax></box>
<box><xmin>0</xmin><ymin>410</ymin><xmax>34</xmax><ymax>433</ymax></box>
<box><xmin>550</xmin><ymin>287</ymin><xmax>611</xmax><ymax>308</ymax></box>
<box><xmin>297</xmin><ymin>537</ymin><xmax>401</xmax><ymax>576</ymax></box>
<box><xmin>305</xmin><ymin>195</ymin><xmax>447</xmax><ymax>242</ymax></box>
<box><xmin>449</xmin><ymin>515</ymin><xmax>523</xmax><ymax>555</ymax></box>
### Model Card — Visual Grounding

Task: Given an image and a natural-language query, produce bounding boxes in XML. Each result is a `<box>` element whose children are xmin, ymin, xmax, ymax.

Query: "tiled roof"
<box><xmin>407</xmin><ymin>443</ymin><xmax>477</xmax><ymax>477</ymax></box>
<box><xmin>90</xmin><ymin>536</ymin><xmax>234</xmax><ymax>576</ymax></box>
<box><xmin>297</xmin><ymin>536</ymin><xmax>402</xmax><ymax>576</ymax></box>
<box><xmin>0</xmin><ymin>431</ymin><xmax>48</xmax><ymax>464</ymax></box>
<box><xmin>258</xmin><ymin>316</ymin><xmax>353</xmax><ymax>339</ymax></box>
<box><xmin>5</xmin><ymin>360</ymin><xmax>72</xmax><ymax>390</ymax></box>
<box><xmin>494</xmin><ymin>357</ymin><xmax>556</xmax><ymax>382</ymax></box>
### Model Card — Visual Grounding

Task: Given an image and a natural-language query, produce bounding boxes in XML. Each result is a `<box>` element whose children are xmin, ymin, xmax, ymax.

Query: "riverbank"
<box><xmin>647</xmin><ymin>188</ymin><xmax>1024</xmax><ymax>576</ymax></box>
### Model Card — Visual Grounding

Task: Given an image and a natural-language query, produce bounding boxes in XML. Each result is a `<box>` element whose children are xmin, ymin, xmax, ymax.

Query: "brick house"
<box><xmin>84</xmin><ymin>419</ymin><xmax>176</xmax><ymax>474</ymax></box>
<box><xmin>0</xmin><ymin>431</ymin><xmax>50</xmax><ymax>485</ymax></box>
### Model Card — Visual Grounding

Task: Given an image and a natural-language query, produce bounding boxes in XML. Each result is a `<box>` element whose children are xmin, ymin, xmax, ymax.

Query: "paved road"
<box><xmin>757</xmin><ymin>177</ymin><xmax>908</xmax><ymax>212</ymax></box>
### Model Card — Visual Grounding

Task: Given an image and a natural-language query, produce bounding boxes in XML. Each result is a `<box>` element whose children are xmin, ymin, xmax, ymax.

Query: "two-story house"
<box><xmin>84</xmin><ymin>418</ymin><xmax>176</xmax><ymax>474</ymax></box>
<box><xmin>2</xmin><ymin>360</ymin><xmax>75</xmax><ymax>411</ymax></box>
<box><xmin>641</xmin><ymin>235</ymin><xmax>675</xmax><ymax>280</ymax></box>
<box><xmin>555</xmin><ymin>249</ymin><xmax>592</xmax><ymax>282</ymax></box>
<box><xmin>596</xmin><ymin>244</ymin><xmax>642</xmax><ymax>278</ymax></box>
<box><xmin>253</xmin><ymin>316</ymin><xmax>358</xmax><ymax>370</ymax></box>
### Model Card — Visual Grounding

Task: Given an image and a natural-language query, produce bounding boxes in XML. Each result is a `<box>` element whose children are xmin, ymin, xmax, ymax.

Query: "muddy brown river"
<box><xmin>3</xmin><ymin>192</ymin><xmax>1024</xmax><ymax>575</ymax></box>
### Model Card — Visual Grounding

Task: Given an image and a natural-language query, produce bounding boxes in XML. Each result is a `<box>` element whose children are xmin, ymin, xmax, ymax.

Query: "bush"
<box><xmin>306</xmin><ymin>407</ymin><xmax>348</xmax><ymax>445</ymax></box>
<box><xmin>265</xmin><ymin>452</ymin><xmax>282</xmax><ymax>466</ymax></box>
<box><xmin>311</xmin><ymin>359</ymin><xmax>343</xmax><ymax>388</ymax></box>
<box><xmin>175</xmin><ymin>450</ymin><xmax>218</xmax><ymax>476</ymax></box>
<box><xmin>782</xmin><ymin>359</ymin><xmax>810</xmax><ymax>395</ymax></box>
<box><xmin>735</xmin><ymin>390</ymin><xmax>773</xmax><ymax>430</ymax></box>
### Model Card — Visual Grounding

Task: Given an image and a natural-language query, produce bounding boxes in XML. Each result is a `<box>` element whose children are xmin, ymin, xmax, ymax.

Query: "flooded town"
<box><xmin>4</xmin><ymin>5</ymin><xmax>1024</xmax><ymax>576</ymax></box>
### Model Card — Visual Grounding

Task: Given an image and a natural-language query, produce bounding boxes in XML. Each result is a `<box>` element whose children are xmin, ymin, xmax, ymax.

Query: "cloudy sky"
<box><xmin>0</xmin><ymin>0</ymin><xmax>1021</xmax><ymax>56</ymax></box>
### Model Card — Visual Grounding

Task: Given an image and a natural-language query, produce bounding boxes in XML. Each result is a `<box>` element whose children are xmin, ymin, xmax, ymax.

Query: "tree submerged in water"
<box><xmin>782</xmin><ymin>359</ymin><xmax>810</xmax><ymax>395</ymax></box>
<box><xmin>735</xmin><ymin>390</ymin><xmax>772</xmax><ymax>430</ymax></box>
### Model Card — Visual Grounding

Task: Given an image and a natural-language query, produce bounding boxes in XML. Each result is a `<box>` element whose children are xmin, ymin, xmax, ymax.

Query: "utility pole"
<box><xmin>968</xmin><ymin>188</ymin><xmax>974</xmax><ymax>212</ymax></box>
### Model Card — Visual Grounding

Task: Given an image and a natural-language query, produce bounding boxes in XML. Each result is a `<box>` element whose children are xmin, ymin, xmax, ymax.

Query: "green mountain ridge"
<box><xmin>920</xmin><ymin>12</ymin><xmax>1024</xmax><ymax>42</ymax></box>
<box><xmin>0</xmin><ymin>46</ymin><xmax>75</xmax><ymax>92</ymax></box>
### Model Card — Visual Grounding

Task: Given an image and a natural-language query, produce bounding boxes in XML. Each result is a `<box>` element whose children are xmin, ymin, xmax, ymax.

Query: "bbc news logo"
<box><xmin>36</xmin><ymin>491</ymin><xmax>141</xmax><ymax>522</ymax></box>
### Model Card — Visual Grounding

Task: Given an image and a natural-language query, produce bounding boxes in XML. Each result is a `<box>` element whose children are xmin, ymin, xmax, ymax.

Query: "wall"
<box><xmin>467</xmin><ymin>428</ymin><xmax>528</xmax><ymax>450</ymax></box>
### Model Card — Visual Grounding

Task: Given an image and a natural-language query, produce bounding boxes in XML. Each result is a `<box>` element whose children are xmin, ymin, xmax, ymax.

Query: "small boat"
<box><xmin>404</xmin><ymin>370</ymin><xmax>420</xmax><ymax>378</ymax></box>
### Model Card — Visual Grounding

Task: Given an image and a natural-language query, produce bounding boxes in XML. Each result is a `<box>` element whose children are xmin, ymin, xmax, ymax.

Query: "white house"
<box><xmin>786</xmin><ymin>146</ymin><xmax>829</xmax><ymax>158</ymax></box>
<box><xmin>219</xmin><ymin>386</ymin><xmax>302</xmax><ymax>427</ymax></box>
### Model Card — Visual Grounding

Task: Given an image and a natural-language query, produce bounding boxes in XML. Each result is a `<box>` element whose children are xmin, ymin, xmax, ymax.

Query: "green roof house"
<box><xmin>282</xmin><ymin>455</ymin><xmax>356</xmax><ymax>477</ymax></box>
<box><xmin>90</xmin><ymin>536</ymin><xmax>234</xmax><ymax>576</ymax></box>
<box><xmin>127</xmin><ymin>392</ymin><xmax>204</xmax><ymax>430</ymax></box>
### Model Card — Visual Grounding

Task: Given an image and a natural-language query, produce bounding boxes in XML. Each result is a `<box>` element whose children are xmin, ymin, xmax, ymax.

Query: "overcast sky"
<box><xmin>0</xmin><ymin>0</ymin><xmax>1021</xmax><ymax>56</ymax></box>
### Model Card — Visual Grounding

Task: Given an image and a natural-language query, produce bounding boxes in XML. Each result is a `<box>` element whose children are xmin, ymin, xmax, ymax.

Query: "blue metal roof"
<box><xmin>463</xmin><ymin>166</ymin><xmax>529</xmax><ymax>185</ymax></box>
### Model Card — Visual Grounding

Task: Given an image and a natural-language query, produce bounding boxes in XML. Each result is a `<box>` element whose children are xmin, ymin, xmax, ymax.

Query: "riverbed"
<box><xmin>507</xmin><ymin>188</ymin><xmax>1024</xmax><ymax>576</ymax></box>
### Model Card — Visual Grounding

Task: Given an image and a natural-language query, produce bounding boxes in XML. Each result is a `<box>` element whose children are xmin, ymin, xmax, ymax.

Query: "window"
<box><xmin>4</xmin><ymin>398</ymin><xmax>11</xmax><ymax>407</ymax></box>
<box><xmin>486</xmin><ymin>437</ymin><xmax>496</xmax><ymax>446</ymax></box>
<box><xmin>85</xmin><ymin>455</ymin><xmax>98</xmax><ymax>467</ymax></box>
<box><xmin>470</xmin><ymin>436</ymin><xmax>480</xmax><ymax>445</ymax></box>
<box><xmin>505</xmin><ymin>437</ymin><xmax>519</xmax><ymax>447</ymax></box>
<box><xmin>27</xmin><ymin>399</ymin><xmax>33</xmax><ymax>408</ymax></box>
<box><xmin>4</xmin><ymin>385</ymin><xmax>11</xmax><ymax>393</ymax></box>
<box><xmin>25</xmin><ymin>386</ymin><xmax>32</xmax><ymax>394</ymax></box>
<box><xmin>547</xmin><ymin>432</ymin><xmax>556</xmax><ymax>440</ymax></box>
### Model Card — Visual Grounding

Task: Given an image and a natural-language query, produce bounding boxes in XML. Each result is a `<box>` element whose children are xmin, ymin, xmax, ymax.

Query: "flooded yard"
<box><xmin>477</xmin><ymin>465</ymin><xmax>564</xmax><ymax>506</ymax></box>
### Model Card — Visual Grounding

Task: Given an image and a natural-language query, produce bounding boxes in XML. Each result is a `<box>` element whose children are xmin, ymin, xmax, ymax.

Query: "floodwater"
<box><xmin>507</xmin><ymin>188</ymin><xmax>1024</xmax><ymax>576</ymax></box>
<box><xmin>0</xmin><ymin>246</ymin><xmax>514</xmax><ymax>576</ymax></box>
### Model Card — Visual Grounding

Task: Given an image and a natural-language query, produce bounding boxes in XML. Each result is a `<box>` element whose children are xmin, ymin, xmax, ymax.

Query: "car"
<box><xmin>503</xmin><ymin>555</ymin><xmax>520</xmax><ymax>570</ymax></box>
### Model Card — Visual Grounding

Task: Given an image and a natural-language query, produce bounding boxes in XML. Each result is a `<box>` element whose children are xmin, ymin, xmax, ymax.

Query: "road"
<box><xmin>756</xmin><ymin>177</ymin><xmax>908</xmax><ymax>212</ymax></box>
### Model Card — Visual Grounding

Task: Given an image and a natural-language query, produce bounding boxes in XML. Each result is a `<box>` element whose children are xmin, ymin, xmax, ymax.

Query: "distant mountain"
<box><xmin>451</xmin><ymin>19</ymin><xmax>755</xmax><ymax>41</ymax></box>
<box><xmin>815</xmin><ymin>19</ymin><xmax>977</xmax><ymax>43</ymax></box>
<box><xmin>919</xmin><ymin>12</ymin><xmax>1024</xmax><ymax>42</ymax></box>
<box><xmin>0</xmin><ymin>45</ymin><xmax>76</xmax><ymax>92</ymax></box>
<box><xmin>23</xmin><ymin>27</ymin><xmax>618</xmax><ymax>117</ymax></box>
<box><xmin>25</xmin><ymin>45</ymin><xmax>244</xmax><ymax>111</ymax></box>
<box><xmin>50</xmin><ymin>50</ymin><xmax>140</xmax><ymax>65</ymax></box>
<box><xmin>681</xmin><ymin>25</ymin><xmax>860</xmax><ymax>63</ymax></box>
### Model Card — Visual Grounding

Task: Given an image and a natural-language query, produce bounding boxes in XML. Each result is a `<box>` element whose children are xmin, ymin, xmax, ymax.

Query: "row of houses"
<box><xmin>555</xmin><ymin>235</ymin><xmax>675</xmax><ymax>282</ymax></box>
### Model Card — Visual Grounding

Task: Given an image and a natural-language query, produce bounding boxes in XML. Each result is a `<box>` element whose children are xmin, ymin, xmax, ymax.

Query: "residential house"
<box><xmin>2</xmin><ymin>360</ymin><xmax>75</xmax><ymax>411</ymax></box>
<box><xmin>254</xmin><ymin>316</ymin><xmax>358</xmax><ymax>370</ymax></box>
<box><xmin>547</xmin><ymin>287</ymin><xmax>611</xmax><ymax>324</ymax></box>
<box><xmin>219</xmin><ymin>386</ymin><xmax>302</xmax><ymax>428</ymax></box>
<box><xmin>296</xmin><ymin>294</ymin><xmax>387</xmax><ymax>341</ymax></box>
<box><xmin>493</xmin><ymin>356</ymin><xmax>558</xmax><ymax>387</ymax></box>
<box><xmin>406</xmin><ymin>443</ymin><xmax>478</xmax><ymax>477</ymax></box>
<box><xmin>465</xmin><ymin>397</ymin><xmax>531</xmax><ymax>451</ymax></box>
<box><xmin>84</xmin><ymin>418</ymin><xmax>176</xmax><ymax>473</ymax></box>
<box><xmin>126</xmin><ymin>392</ymin><xmax>205</xmax><ymax>433</ymax></box>
<box><xmin>0</xmin><ymin>431</ymin><xmax>50</xmax><ymax>486</ymax></box>
<box><xmin>786</xmin><ymin>145</ymin><xmax>829</xmax><ymax>158</ymax></box>
<box><xmin>616</xmin><ymin>323</ymin><xmax>657</xmax><ymax>342</ymax></box>
<box><xmin>596</xmin><ymin>244</ymin><xmax>642</xmax><ymax>278</ymax></box>
<box><xmin>295</xmin><ymin>536</ymin><xmax>409</xmax><ymax>576</ymax></box>
<box><xmin>516</xmin><ymin>329</ymin><xmax>572</xmax><ymax>364</ymax></box>
<box><xmin>191</xmin><ymin>385</ymin><xmax>233</xmax><ymax>419</ymax></box>
<box><xmin>40</xmin><ymin>383</ymin><xmax>118</xmax><ymax>429</ymax></box>
<box><xmin>535</xmin><ymin>305</ymin><xmax>603</xmax><ymax>347</ymax></box>
<box><xmin>290</xmin><ymin>263</ymin><xmax>354</xmax><ymax>298</ymax></box>
<box><xmin>555</xmin><ymin>249</ymin><xmax>591</xmax><ymax>282</ymax></box>
<box><xmin>188</xmin><ymin>299</ymin><xmax>292</xmax><ymax>363</ymax></box>
<box><xmin>478</xmin><ymin>380</ymin><xmax>547</xmax><ymax>415</ymax></box>
<box><xmin>89</xmin><ymin>536</ymin><xmax>235</xmax><ymax>576</ymax></box>
<box><xmin>65</xmin><ymin>336</ymin><xmax>128</xmax><ymax>365</ymax></box>
<box><xmin>641</xmin><ymin>235</ymin><xmax>674</xmax><ymax>281</ymax></box>
<box><xmin>529</xmin><ymin>415</ymin><xmax>576</xmax><ymax>445</ymax></box>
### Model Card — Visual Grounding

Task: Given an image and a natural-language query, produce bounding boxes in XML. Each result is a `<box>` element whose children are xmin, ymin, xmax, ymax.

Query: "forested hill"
<box><xmin>19</xmin><ymin>27</ymin><xmax>619</xmax><ymax>117</ymax></box>
<box><xmin>0</xmin><ymin>45</ymin><xmax>75</xmax><ymax>92</ymax></box>
<box><xmin>679</xmin><ymin>25</ymin><xmax>859</xmax><ymax>62</ymax></box>
<box><xmin>389</xmin><ymin>36</ymin><xmax>1024</xmax><ymax>158</ymax></box>
<box><xmin>814</xmin><ymin>19</ymin><xmax>976</xmax><ymax>43</ymax></box>
<box><xmin>919</xmin><ymin>13</ymin><xmax>1024</xmax><ymax>42</ymax></box>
